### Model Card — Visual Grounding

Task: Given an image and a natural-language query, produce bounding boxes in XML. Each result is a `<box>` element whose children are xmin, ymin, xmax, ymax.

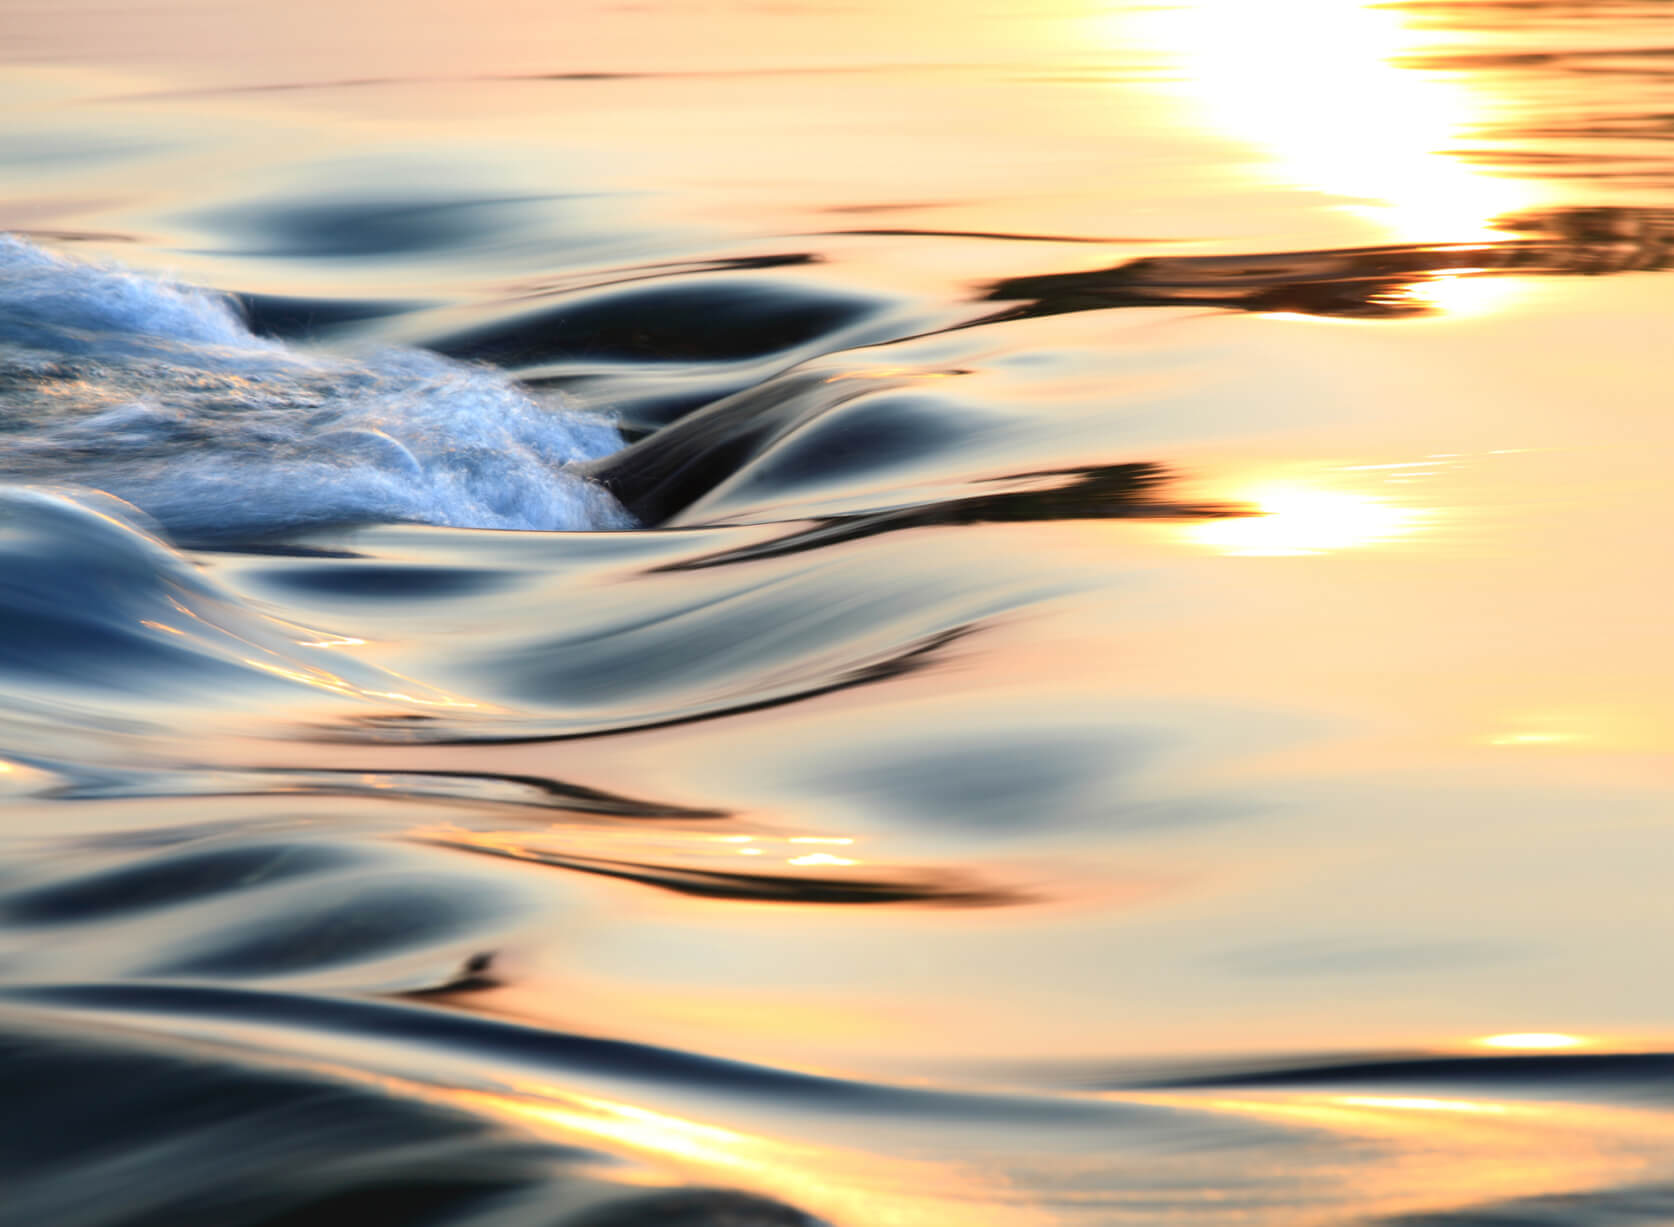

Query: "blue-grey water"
<box><xmin>4</xmin><ymin>2</ymin><xmax>1674</xmax><ymax>1223</ymax></box>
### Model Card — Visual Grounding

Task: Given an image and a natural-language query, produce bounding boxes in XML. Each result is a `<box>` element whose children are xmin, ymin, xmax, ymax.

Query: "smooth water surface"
<box><xmin>3</xmin><ymin>2</ymin><xmax>1674</xmax><ymax>1223</ymax></box>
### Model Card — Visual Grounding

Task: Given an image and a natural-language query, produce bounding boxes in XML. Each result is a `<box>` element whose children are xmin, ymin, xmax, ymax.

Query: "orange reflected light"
<box><xmin>1476</xmin><ymin>1032</ymin><xmax>1590</xmax><ymax>1050</ymax></box>
<box><xmin>458</xmin><ymin>1086</ymin><xmax>972</xmax><ymax>1227</ymax></box>
<box><xmin>479</xmin><ymin>1087</ymin><xmax>766</xmax><ymax>1174</ymax></box>
<box><xmin>1486</xmin><ymin>732</ymin><xmax>1579</xmax><ymax>748</ymax></box>
<box><xmin>1174</xmin><ymin>1086</ymin><xmax>1673</xmax><ymax>1222</ymax></box>
<box><xmin>1125</xmin><ymin>0</ymin><xmax>1530</xmax><ymax>243</ymax></box>
<box><xmin>1184</xmin><ymin>486</ymin><xmax>1427</xmax><ymax>556</ymax></box>
<box><xmin>1337</xmin><ymin>1095</ymin><xmax>1508</xmax><ymax>1115</ymax></box>
<box><xmin>1408</xmin><ymin>272</ymin><xmax>1523</xmax><ymax>317</ymax></box>
<box><xmin>1483</xmin><ymin>704</ymin><xmax>1669</xmax><ymax>753</ymax></box>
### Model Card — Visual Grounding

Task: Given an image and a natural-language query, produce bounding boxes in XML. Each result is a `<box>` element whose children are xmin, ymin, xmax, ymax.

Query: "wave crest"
<box><xmin>0</xmin><ymin>236</ymin><xmax>631</xmax><ymax>544</ymax></box>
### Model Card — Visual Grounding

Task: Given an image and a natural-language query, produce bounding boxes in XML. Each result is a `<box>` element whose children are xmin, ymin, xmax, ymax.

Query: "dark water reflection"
<box><xmin>4</xmin><ymin>1</ymin><xmax>1674</xmax><ymax>1224</ymax></box>
<box><xmin>983</xmin><ymin>207</ymin><xmax>1674</xmax><ymax>319</ymax></box>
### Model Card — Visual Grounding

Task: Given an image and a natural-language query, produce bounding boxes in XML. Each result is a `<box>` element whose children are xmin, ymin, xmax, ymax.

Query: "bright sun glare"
<box><xmin>1185</xmin><ymin>487</ymin><xmax>1425</xmax><ymax>556</ymax></box>
<box><xmin>1126</xmin><ymin>0</ymin><xmax>1530</xmax><ymax>243</ymax></box>
<box><xmin>1475</xmin><ymin>1033</ymin><xmax>1590</xmax><ymax>1050</ymax></box>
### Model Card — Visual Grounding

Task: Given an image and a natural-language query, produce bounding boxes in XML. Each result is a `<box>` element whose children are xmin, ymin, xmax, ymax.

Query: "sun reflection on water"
<box><xmin>1486</xmin><ymin>731</ymin><xmax>1581</xmax><ymax>748</ymax></box>
<box><xmin>452</xmin><ymin>1084</ymin><xmax>1011</xmax><ymax>1227</ymax></box>
<box><xmin>1184</xmin><ymin>486</ymin><xmax>1427</xmax><ymax>556</ymax></box>
<box><xmin>1336</xmin><ymin>1095</ymin><xmax>1508</xmax><ymax>1115</ymax></box>
<box><xmin>1123</xmin><ymin>0</ymin><xmax>1532</xmax><ymax>243</ymax></box>
<box><xmin>1476</xmin><ymin>1032</ymin><xmax>1591</xmax><ymax>1050</ymax></box>
<box><xmin>1407</xmin><ymin>270</ymin><xmax>1525</xmax><ymax>316</ymax></box>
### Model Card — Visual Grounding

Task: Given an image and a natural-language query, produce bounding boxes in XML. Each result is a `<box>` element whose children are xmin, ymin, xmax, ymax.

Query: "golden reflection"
<box><xmin>1336</xmin><ymin>1095</ymin><xmax>1507</xmax><ymax>1115</ymax></box>
<box><xmin>0</xmin><ymin>758</ymin><xmax>54</xmax><ymax>796</ymax></box>
<box><xmin>1487</xmin><ymin>732</ymin><xmax>1580</xmax><ymax>748</ymax></box>
<box><xmin>411</xmin><ymin>822</ymin><xmax>873</xmax><ymax>875</ymax></box>
<box><xmin>1183</xmin><ymin>486</ymin><xmax>1427</xmax><ymax>556</ymax></box>
<box><xmin>1482</xmin><ymin>704</ymin><xmax>1668</xmax><ymax>752</ymax></box>
<box><xmin>1144</xmin><ymin>1087</ymin><xmax>1670</xmax><ymax>1222</ymax></box>
<box><xmin>1126</xmin><ymin>0</ymin><xmax>1530</xmax><ymax>243</ymax></box>
<box><xmin>453</xmin><ymin>1084</ymin><xmax>1013</xmax><ymax>1227</ymax></box>
<box><xmin>483</xmin><ymin>1087</ymin><xmax>765</xmax><ymax>1173</ymax></box>
<box><xmin>145</xmin><ymin>584</ymin><xmax>475</xmax><ymax>710</ymax></box>
<box><xmin>1476</xmin><ymin>1032</ymin><xmax>1590</xmax><ymax>1050</ymax></box>
<box><xmin>1406</xmin><ymin>271</ymin><xmax>1524</xmax><ymax>317</ymax></box>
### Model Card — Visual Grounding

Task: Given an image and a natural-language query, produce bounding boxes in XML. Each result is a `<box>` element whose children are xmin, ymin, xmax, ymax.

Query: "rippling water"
<box><xmin>4</xmin><ymin>2</ymin><xmax>1674</xmax><ymax>1223</ymax></box>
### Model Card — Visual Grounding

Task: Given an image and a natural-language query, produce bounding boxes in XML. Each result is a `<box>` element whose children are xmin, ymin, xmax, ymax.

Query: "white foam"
<box><xmin>0</xmin><ymin>234</ymin><xmax>258</xmax><ymax>351</ymax></box>
<box><xmin>0</xmin><ymin>236</ymin><xmax>633</xmax><ymax>542</ymax></box>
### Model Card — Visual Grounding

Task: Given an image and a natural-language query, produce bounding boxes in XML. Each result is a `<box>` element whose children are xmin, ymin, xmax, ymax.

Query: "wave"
<box><xmin>0</xmin><ymin>236</ymin><xmax>631</xmax><ymax>545</ymax></box>
<box><xmin>0</xmin><ymin>486</ymin><xmax>468</xmax><ymax>729</ymax></box>
<box><xmin>0</xmin><ymin>1008</ymin><xmax>827</xmax><ymax>1227</ymax></box>
<box><xmin>0</xmin><ymin>981</ymin><xmax>1117</xmax><ymax>1122</ymax></box>
<box><xmin>1131</xmin><ymin>1049</ymin><xmax>1674</xmax><ymax>1100</ymax></box>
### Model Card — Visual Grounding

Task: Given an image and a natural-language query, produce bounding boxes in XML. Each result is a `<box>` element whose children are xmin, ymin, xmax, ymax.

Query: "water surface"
<box><xmin>3</xmin><ymin>2</ymin><xmax>1674</xmax><ymax>1223</ymax></box>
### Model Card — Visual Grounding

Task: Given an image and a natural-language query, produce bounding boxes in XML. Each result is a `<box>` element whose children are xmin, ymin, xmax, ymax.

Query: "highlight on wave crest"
<box><xmin>409</xmin><ymin>822</ymin><xmax>1027</xmax><ymax>909</ymax></box>
<box><xmin>1473</xmin><ymin>1032</ymin><xmax>1592</xmax><ymax>1051</ymax></box>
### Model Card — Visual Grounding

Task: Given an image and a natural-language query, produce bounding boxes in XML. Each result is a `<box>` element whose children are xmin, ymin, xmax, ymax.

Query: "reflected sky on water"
<box><xmin>2</xmin><ymin>2</ymin><xmax>1674</xmax><ymax>1224</ymax></box>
